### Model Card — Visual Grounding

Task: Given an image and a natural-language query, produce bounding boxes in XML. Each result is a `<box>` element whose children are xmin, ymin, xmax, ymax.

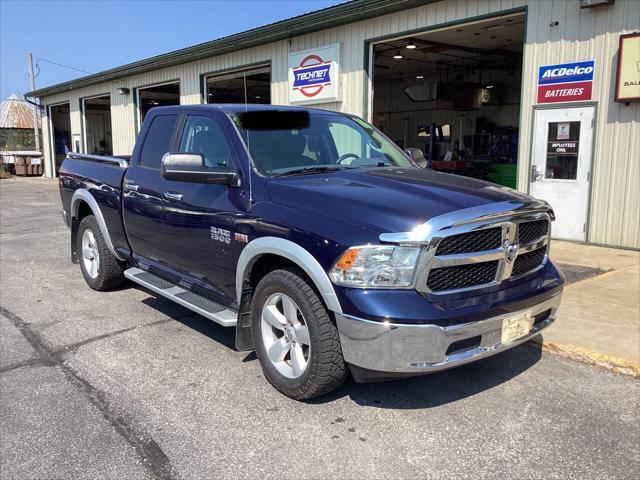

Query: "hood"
<box><xmin>266</xmin><ymin>167</ymin><xmax>534</xmax><ymax>236</ymax></box>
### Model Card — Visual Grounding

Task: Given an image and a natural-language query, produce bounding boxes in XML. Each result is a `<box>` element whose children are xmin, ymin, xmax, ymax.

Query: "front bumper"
<box><xmin>336</xmin><ymin>290</ymin><xmax>561</xmax><ymax>377</ymax></box>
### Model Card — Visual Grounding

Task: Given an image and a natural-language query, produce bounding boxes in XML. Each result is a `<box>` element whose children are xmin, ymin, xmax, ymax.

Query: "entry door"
<box><xmin>530</xmin><ymin>106</ymin><xmax>594</xmax><ymax>241</ymax></box>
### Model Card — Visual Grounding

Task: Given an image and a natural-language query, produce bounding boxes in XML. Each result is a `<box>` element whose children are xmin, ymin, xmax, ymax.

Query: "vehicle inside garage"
<box><xmin>138</xmin><ymin>82</ymin><xmax>180</xmax><ymax>122</ymax></box>
<box><xmin>372</xmin><ymin>13</ymin><xmax>525</xmax><ymax>188</ymax></box>
<box><xmin>49</xmin><ymin>102</ymin><xmax>71</xmax><ymax>175</ymax></box>
<box><xmin>205</xmin><ymin>66</ymin><xmax>270</xmax><ymax>104</ymax></box>
<box><xmin>82</xmin><ymin>95</ymin><xmax>112</xmax><ymax>155</ymax></box>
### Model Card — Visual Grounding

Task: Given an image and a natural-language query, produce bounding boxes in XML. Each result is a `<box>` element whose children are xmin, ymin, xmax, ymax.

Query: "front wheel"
<box><xmin>77</xmin><ymin>215</ymin><xmax>125</xmax><ymax>291</ymax></box>
<box><xmin>252</xmin><ymin>269</ymin><xmax>348</xmax><ymax>400</ymax></box>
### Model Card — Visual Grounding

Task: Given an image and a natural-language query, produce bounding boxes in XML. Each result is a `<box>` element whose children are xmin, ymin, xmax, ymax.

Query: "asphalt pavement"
<box><xmin>1</xmin><ymin>178</ymin><xmax>638</xmax><ymax>480</ymax></box>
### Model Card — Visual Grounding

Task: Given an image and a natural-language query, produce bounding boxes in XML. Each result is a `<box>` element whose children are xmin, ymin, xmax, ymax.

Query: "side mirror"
<box><xmin>405</xmin><ymin>148</ymin><xmax>428</xmax><ymax>168</ymax></box>
<box><xmin>161</xmin><ymin>153</ymin><xmax>240</xmax><ymax>186</ymax></box>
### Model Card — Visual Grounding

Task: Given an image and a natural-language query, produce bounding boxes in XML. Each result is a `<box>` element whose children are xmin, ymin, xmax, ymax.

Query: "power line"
<box><xmin>34</xmin><ymin>58</ymin><xmax>93</xmax><ymax>77</ymax></box>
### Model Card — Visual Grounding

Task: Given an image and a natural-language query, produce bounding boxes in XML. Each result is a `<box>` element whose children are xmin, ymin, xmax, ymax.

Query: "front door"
<box><xmin>530</xmin><ymin>106</ymin><xmax>594</xmax><ymax>241</ymax></box>
<box><xmin>159</xmin><ymin>112</ymin><xmax>241</xmax><ymax>304</ymax></box>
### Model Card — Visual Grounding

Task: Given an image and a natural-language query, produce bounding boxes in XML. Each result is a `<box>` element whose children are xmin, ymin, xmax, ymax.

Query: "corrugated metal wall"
<box><xmin>40</xmin><ymin>0</ymin><xmax>640</xmax><ymax>248</ymax></box>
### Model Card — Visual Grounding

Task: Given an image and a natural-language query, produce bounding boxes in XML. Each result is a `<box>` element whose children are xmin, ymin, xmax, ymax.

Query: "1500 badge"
<box><xmin>210</xmin><ymin>227</ymin><xmax>231</xmax><ymax>244</ymax></box>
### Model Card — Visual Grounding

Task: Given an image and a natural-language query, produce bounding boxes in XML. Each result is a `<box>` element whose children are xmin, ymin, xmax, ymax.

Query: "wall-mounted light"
<box><xmin>405</xmin><ymin>41</ymin><xmax>417</xmax><ymax>49</ymax></box>
<box><xmin>117</xmin><ymin>87</ymin><xmax>130</xmax><ymax>95</ymax></box>
<box><xmin>393</xmin><ymin>51</ymin><xmax>403</xmax><ymax>59</ymax></box>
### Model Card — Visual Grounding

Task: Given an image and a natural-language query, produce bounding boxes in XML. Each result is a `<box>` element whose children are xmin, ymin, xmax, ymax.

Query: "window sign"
<box><xmin>545</xmin><ymin>121</ymin><xmax>580</xmax><ymax>179</ymax></box>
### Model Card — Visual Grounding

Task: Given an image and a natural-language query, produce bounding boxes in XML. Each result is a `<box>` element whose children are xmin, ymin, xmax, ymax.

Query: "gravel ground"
<box><xmin>1</xmin><ymin>178</ymin><xmax>638</xmax><ymax>480</ymax></box>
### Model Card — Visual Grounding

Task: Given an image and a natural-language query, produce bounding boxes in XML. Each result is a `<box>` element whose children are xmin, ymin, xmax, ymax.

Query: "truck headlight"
<box><xmin>330</xmin><ymin>245</ymin><xmax>421</xmax><ymax>288</ymax></box>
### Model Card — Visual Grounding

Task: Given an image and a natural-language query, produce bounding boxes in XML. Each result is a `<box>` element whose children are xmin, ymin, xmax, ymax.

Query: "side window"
<box><xmin>179</xmin><ymin>115</ymin><xmax>232</xmax><ymax>169</ymax></box>
<box><xmin>139</xmin><ymin>114</ymin><xmax>178</xmax><ymax>169</ymax></box>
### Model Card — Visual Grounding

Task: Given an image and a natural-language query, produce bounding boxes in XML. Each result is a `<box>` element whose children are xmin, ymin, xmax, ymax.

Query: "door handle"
<box><xmin>164</xmin><ymin>192</ymin><xmax>183</xmax><ymax>201</ymax></box>
<box><xmin>124</xmin><ymin>183</ymin><xmax>140</xmax><ymax>192</ymax></box>
<box><xmin>531</xmin><ymin>165</ymin><xmax>543</xmax><ymax>182</ymax></box>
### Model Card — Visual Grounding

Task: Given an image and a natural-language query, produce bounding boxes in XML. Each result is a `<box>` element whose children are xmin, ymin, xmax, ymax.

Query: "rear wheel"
<box><xmin>78</xmin><ymin>215</ymin><xmax>125</xmax><ymax>291</ymax></box>
<box><xmin>252</xmin><ymin>269</ymin><xmax>348</xmax><ymax>400</ymax></box>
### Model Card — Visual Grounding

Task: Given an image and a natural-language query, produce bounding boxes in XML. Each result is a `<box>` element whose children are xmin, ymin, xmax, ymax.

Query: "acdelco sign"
<box><xmin>537</xmin><ymin>60</ymin><xmax>595</xmax><ymax>103</ymax></box>
<box><xmin>288</xmin><ymin>44</ymin><xmax>340</xmax><ymax>105</ymax></box>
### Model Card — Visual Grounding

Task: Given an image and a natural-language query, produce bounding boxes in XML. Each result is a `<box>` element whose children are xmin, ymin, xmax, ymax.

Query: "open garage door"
<box><xmin>137</xmin><ymin>82</ymin><xmax>180</xmax><ymax>124</ymax></box>
<box><xmin>49</xmin><ymin>102</ymin><xmax>71</xmax><ymax>176</ymax></box>
<box><xmin>371</xmin><ymin>13</ymin><xmax>525</xmax><ymax>189</ymax></box>
<box><xmin>205</xmin><ymin>66</ymin><xmax>270</xmax><ymax>104</ymax></box>
<box><xmin>82</xmin><ymin>95</ymin><xmax>112</xmax><ymax>155</ymax></box>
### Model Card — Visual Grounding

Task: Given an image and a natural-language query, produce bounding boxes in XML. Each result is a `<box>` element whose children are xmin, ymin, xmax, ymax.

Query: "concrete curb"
<box><xmin>529</xmin><ymin>337</ymin><xmax>640</xmax><ymax>379</ymax></box>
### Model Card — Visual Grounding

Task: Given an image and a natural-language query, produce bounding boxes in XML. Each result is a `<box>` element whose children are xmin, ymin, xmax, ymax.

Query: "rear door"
<box><xmin>122</xmin><ymin>113</ymin><xmax>179</xmax><ymax>262</ymax></box>
<box><xmin>159</xmin><ymin>111</ymin><xmax>242</xmax><ymax>303</ymax></box>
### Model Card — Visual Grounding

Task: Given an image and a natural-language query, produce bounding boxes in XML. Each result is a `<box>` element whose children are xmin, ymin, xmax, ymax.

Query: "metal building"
<box><xmin>28</xmin><ymin>0</ymin><xmax>640</xmax><ymax>249</ymax></box>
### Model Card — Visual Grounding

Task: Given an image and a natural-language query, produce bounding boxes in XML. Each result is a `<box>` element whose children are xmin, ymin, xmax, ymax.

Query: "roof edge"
<box><xmin>28</xmin><ymin>0</ymin><xmax>433</xmax><ymax>98</ymax></box>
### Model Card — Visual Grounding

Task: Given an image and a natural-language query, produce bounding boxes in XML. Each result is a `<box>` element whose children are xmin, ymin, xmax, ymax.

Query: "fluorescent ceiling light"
<box><xmin>393</xmin><ymin>51</ymin><xmax>403</xmax><ymax>59</ymax></box>
<box><xmin>405</xmin><ymin>41</ymin><xmax>417</xmax><ymax>49</ymax></box>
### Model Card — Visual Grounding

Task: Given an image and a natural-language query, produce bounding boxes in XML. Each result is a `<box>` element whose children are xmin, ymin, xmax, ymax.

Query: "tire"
<box><xmin>77</xmin><ymin>215</ymin><xmax>125</xmax><ymax>291</ymax></box>
<box><xmin>252</xmin><ymin>269</ymin><xmax>348</xmax><ymax>400</ymax></box>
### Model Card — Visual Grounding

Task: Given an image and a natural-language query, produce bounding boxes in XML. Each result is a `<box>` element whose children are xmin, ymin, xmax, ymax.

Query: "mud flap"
<box><xmin>235</xmin><ymin>282</ymin><xmax>255</xmax><ymax>351</ymax></box>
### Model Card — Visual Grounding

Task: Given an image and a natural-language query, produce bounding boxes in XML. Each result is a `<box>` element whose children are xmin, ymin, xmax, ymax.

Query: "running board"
<box><xmin>124</xmin><ymin>267</ymin><xmax>237</xmax><ymax>327</ymax></box>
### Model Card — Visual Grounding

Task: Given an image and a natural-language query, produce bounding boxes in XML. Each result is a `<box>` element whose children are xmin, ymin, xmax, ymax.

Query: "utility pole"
<box><xmin>27</xmin><ymin>53</ymin><xmax>41</xmax><ymax>152</ymax></box>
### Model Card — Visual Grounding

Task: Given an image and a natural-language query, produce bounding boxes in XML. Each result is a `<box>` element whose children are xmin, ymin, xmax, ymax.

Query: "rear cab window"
<box><xmin>139</xmin><ymin>114</ymin><xmax>178</xmax><ymax>169</ymax></box>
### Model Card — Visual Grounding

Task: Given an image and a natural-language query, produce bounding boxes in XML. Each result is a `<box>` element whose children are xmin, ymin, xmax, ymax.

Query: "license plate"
<box><xmin>501</xmin><ymin>311</ymin><xmax>533</xmax><ymax>343</ymax></box>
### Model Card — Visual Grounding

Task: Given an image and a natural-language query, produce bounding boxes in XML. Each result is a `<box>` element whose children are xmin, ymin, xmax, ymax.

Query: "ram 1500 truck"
<box><xmin>59</xmin><ymin>105</ymin><xmax>564</xmax><ymax>400</ymax></box>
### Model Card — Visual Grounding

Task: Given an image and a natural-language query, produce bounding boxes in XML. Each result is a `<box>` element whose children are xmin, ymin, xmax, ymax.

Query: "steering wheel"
<box><xmin>337</xmin><ymin>153</ymin><xmax>360</xmax><ymax>165</ymax></box>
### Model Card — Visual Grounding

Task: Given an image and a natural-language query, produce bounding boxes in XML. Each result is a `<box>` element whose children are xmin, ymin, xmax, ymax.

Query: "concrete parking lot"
<box><xmin>1</xmin><ymin>178</ymin><xmax>639</xmax><ymax>480</ymax></box>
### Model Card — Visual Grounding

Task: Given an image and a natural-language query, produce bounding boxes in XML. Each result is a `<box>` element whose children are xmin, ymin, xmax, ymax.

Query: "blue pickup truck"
<box><xmin>59</xmin><ymin>104</ymin><xmax>564</xmax><ymax>399</ymax></box>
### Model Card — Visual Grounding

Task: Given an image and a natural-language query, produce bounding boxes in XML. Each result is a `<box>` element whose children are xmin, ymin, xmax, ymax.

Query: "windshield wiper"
<box><xmin>272</xmin><ymin>165</ymin><xmax>351</xmax><ymax>177</ymax></box>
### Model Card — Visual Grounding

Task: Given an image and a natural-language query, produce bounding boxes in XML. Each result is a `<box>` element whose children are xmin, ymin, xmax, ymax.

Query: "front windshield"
<box><xmin>232</xmin><ymin>111</ymin><xmax>415</xmax><ymax>177</ymax></box>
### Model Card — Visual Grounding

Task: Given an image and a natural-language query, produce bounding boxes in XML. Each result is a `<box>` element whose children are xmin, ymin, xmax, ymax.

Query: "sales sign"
<box><xmin>615</xmin><ymin>32</ymin><xmax>640</xmax><ymax>102</ymax></box>
<box><xmin>537</xmin><ymin>60</ymin><xmax>595</xmax><ymax>103</ymax></box>
<box><xmin>288</xmin><ymin>44</ymin><xmax>340</xmax><ymax>105</ymax></box>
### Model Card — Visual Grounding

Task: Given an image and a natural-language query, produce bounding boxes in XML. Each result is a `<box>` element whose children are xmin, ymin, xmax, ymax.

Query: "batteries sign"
<box><xmin>537</xmin><ymin>60</ymin><xmax>595</xmax><ymax>103</ymax></box>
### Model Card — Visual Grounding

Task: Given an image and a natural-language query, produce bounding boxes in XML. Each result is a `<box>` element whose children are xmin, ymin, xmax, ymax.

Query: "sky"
<box><xmin>0</xmin><ymin>0</ymin><xmax>345</xmax><ymax>100</ymax></box>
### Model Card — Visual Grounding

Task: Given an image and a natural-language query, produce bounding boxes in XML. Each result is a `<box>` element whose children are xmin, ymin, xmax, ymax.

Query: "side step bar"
<box><xmin>125</xmin><ymin>267</ymin><xmax>238</xmax><ymax>327</ymax></box>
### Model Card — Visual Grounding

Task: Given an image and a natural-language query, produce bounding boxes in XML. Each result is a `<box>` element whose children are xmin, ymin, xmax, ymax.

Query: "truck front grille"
<box><xmin>421</xmin><ymin>216</ymin><xmax>551</xmax><ymax>294</ymax></box>
<box><xmin>518</xmin><ymin>220</ymin><xmax>549</xmax><ymax>244</ymax></box>
<box><xmin>512</xmin><ymin>247</ymin><xmax>547</xmax><ymax>277</ymax></box>
<box><xmin>435</xmin><ymin>227</ymin><xmax>502</xmax><ymax>255</ymax></box>
<box><xmin>427</xmin><ymin>261</ymin><xmax>499</xmax><ymax>292</ymax></box>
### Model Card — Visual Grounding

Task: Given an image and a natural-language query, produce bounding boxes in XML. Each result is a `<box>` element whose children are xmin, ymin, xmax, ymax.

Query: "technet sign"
<box><xmin>288</xmin><ymin>44</ymin><xmax>340</xmax><ymax>105</ymax></box>
<box><xmin>537</xmin><ymin>60</ymin><xmax>595</xmax><ymax>104</ymax></box>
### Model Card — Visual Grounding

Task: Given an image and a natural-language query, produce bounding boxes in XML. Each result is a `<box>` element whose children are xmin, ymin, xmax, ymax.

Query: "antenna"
<box><xmin>243</xmin><ymin>73</ymin><xmax>253</xmax><ymax>207</ymax></box>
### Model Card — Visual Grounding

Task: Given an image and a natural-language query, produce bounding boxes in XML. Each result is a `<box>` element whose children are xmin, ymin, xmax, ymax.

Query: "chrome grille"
<box><xmin>518</xmin><ymin>220</ymin><xmax>549</xmax><ymax>244</ymax></box>
<box><xmin>427</xmin><ymin>261</ymin><xmax>499</xmax><ymax>292</ymax></box>
<box><xmin>512</xmin><ymin>247</ymin><xmax>547</xmax><ymax>277</ymax></box>
<box><xmin>435</xmin><ymin>227</ymin><xmax>502</xmax><ymax>255</ymax></box>
<box><xmin>419</xmin><ymin>215</ymin><xmax>551</xmax><ymax>294</ymax></box>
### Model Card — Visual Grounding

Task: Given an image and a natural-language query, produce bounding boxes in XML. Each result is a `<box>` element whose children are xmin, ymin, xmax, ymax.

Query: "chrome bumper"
<box><xmin>336</xmin><ymin>291</ymin><xmax>562</xmax><ymax>374</ymax></box>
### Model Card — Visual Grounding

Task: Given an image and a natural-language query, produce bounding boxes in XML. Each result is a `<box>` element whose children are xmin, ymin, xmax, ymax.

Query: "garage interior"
<box><xmin>49</xmin><ymin>102</ymin><xmax>71</xmax><ymax>175</ymax></box>
<box><xmin>138</xmin><ymin>82</ymin><xmax>180</xmax><ymax>122</ymax></box>
<box><xmin>205</xmin><ymin>67</ymin><xmax>271</xmax><ymax>104</ymax></box>
<box><xmin>372</xmin><ymin>13</ymin><xmax>525</xmax><ymax>188</ymax></box>
<box><xmin>83</xmin><ymin>95</ymin><xmax>112</xmax><ymax>155</ymax></box>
